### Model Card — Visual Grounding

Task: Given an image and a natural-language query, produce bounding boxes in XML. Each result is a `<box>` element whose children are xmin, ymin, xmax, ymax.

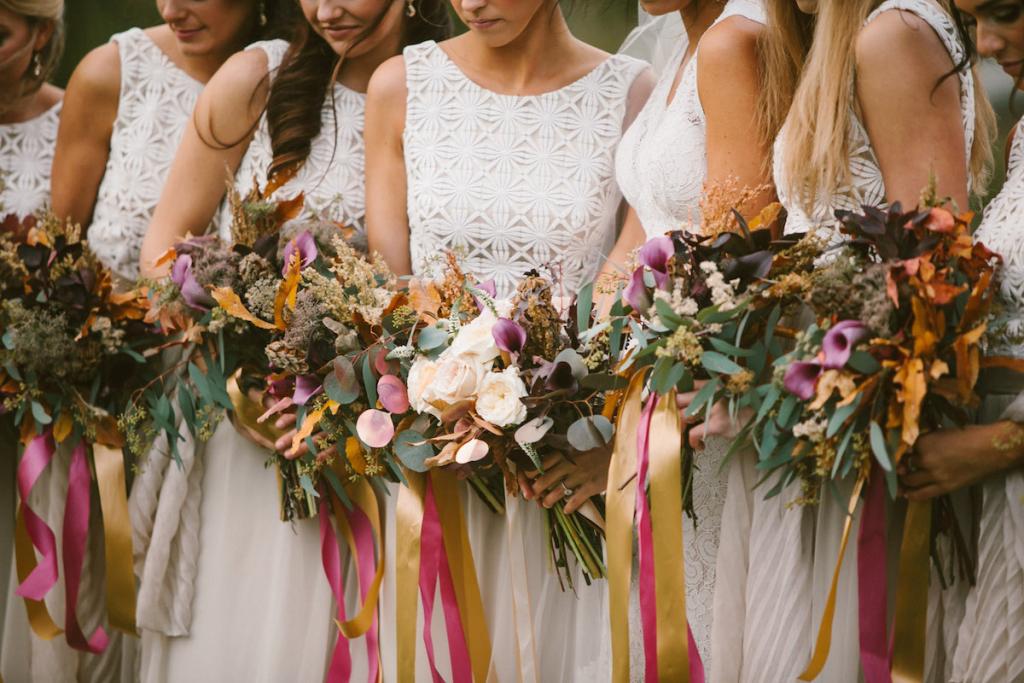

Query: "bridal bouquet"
<box><xmin>0</xmin><ymin>211</ymin><xmax>158</xmax><ymax>649</ymax></box>
<box><xmin>361</xmin><ymin>258</ymin><xmax>614</xmax><ymax>586</ymax></box>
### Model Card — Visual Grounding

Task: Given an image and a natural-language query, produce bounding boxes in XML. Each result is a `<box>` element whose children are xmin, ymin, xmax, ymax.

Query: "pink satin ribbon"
<box><xmin>857</xmin><ymin>468</ymin><xmax>890</xmax><ymax>683</ymax></box>
<box><xmin>15</xmin><ymin>432</ymin><xmax>59</xmax><ymax>601</ymax></box>
<box><xmin>346</xmin><ymin>503</ymin><xmax>380</xmax><ymax>683</ymax></box>
<box><xmin>636</xmin><ymin>395</ymin><xmax>705</xmax><ymax>682</ymax></box>
<box><xmin>419</xmin><ymin>478</ymin><xmax>472</xmax><ymax>683</ymax></box>
<box><xmin>62</xmin><ymin>441</ymin><xmax>109</xmax><ymax>653</ymax></box>
<box><xmin>320</xmin><ymin>498</ymin><xmax>354</xmax><ymax>683</ymax></box>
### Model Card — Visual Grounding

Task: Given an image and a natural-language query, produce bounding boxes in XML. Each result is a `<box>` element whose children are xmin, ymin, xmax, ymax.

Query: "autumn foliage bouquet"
<box><xmin>0</xmin><ymin>211</ymin><xmax>159</xmax><ymax>650</ymax></box>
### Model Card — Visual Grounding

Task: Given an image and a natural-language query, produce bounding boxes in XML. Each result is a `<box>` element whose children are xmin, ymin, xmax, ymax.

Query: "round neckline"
<box><xmin>428</xmin><ymin>41</ymin><xmax>615</xmax><ymax>100</ymax></box>
<box><xmin>136</xmin><ymin>28</ymin><xmax>206</xmax><ymax>88</ymax></box>
<box><xmin>0</xmin><ymin>99</ymin><xmax>62</xmax><ymax>131</ymax></box>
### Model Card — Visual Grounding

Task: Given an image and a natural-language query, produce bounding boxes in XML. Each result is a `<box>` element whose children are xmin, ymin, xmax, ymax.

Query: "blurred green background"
<box><xmin>55</xmin><ymin>2</ymin><xmax>636</xmax><ymax>85</ymax></box>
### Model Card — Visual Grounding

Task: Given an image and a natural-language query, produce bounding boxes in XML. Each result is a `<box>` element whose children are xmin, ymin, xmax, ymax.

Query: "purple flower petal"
<box><xmin>821</xmin><ymin>321</ymin><xmax>871</xmax><ymax>370</ymax></box>
<box><xmin>282</xmin><ymin>231</ymin><xmax>317</xmax><ymax>275</ymax></box>
<box><xmin>638</xmin><ymin>236</ymin><xmax>673</xmax><ymax>288</ymax></box>
<box><xmin>172</xmin><ymin>255</ymin><xmax>215</xmax><ymax>311</ymax></box>
<box><xmin>493</xmin><ymin>318</ymin><xmax>527</xmax><ymax>354</ymax></box>
<box><xmin>293</xmin><ymin>374</ymin><xmax>323</xmax><ymax>406</ymax></box>
<box><xmin>377</xmin><ymin>375</ymin><xmax>410</xmax><ymax>414</ymax></box>
<box><xmin>473</xmin><ymin>279</ymin><xmax>498</xmax><ymax>312</ymax></box>
<box><xmin>783</xmin><ymin>361</ymin><xmax>823</xmax><ymax>400</ymax></box>
<box><xmin>357</xmin><ymin>409</ymin><xmax>395</xmax><ymax>448</ymax></box>
<box><xmin>170</xmin><ymin>254</ymin><xmax>191</xmax><ymax>288</ymax></box>
<box><xmin>623</xmin><ymin>267</ymin><xmax>652</xmax><ymax>312</ymax></box>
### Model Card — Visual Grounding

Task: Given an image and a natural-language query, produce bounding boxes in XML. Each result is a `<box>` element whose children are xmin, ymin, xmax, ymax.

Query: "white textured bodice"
<box><xmin>0</xmin><ymin>101</ymin><xmax>61</xmax><ymax>218</ymax></box>
<box><xmin>87</xmin><ymin>28</ymin><xmax>206</xmax><ymax>281</ymax></box>
<box><xmin>616</xmin><ymin>0</ymin><xmax>765</xmax><ymax>238</ymax></box>
<box><xmin>403</xmin><ymin>41</ymin><xmax>647</xmax><ymax>299</ymax></box>
<box><xmin>777</xmin><ymin>0</ymin><xmax>975</xmax><ymax>245</ymax></box>
<box><xmin>219</xmin><ymin>40</ymin><xmax>367</xmax><ymax>242</ymax></box>
<box><xmin>977</xmin><ymin>118</ymin><xmax>1024</xmax><ymax>359</ymax></box>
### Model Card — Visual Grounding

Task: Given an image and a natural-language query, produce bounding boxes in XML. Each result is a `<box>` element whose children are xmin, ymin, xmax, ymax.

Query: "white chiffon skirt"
<box><xmin>138</xmin><ymin>420</ymin><xmax>349</xmax><ymax>683</ymax></box>
<box><xmin>381</xmin><ymin>480</ymin><xmax>609</xmax><ymax>681</ymax></box>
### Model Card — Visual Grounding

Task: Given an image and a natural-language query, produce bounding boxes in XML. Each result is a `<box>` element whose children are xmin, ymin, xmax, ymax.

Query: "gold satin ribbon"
<box><xmin>430</xmin><ymin>470</ymin><xmax>493</xmax><ymax>683</ymax></box>
<box><xmin>396</xmin><ymin>470</ymin><xmax>426</xmax><ymax>683</ymax></box>
<box><xmin>799</xmin><ymin>477</ymin><xmax>866</xmax><ymax>681</ymax></box>
<box><xmin>13</xmin><ymin>508</ymin><xmax>62</xmax><ymax>640</ymax></box>
<box><xmin>891</xmin><ymin>500</ymin><xmax>931</xmax><ymax>683</ymax></box>
<box><xmin>331</xmin><ymin>476</ymin><xmax>386</xmax><ymax>640</ymax></box>
<box><xmin>93</xmin><ymin>444</ymin><xmax>138</xmax><ymax>635</ymax></box>
<box><xmin>649</xmin><ymin>391</ymin><xmax>689</xmax><ymax>681</ymax></box>
<box><xmin>226</xmin><ymin>374</ymin><xmax>286</xmax><ymax>446</ymax></box>
<box><xmin>607</xmin><ymin>372</ymin><xmax>646</xmax><ymax>683</ymax></box>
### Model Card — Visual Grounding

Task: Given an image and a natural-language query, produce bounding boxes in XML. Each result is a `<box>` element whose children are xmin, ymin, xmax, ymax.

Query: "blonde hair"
<box><xmin>755</xmin><ymin>0</ymin><xmax>815</xmax><ymax>154</ymax></box>
<box><xmin>0</xmin><ymin>0</ymin><xmax>65</xmax><ymax>95</ymax></box>
<box><xmin>780</xmin><ymin>0</ymin><xmax>994</xmax><ymax>211</ymax></box>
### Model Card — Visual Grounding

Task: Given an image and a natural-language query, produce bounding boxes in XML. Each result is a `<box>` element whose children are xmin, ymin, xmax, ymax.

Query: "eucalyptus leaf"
<box><xmin>685</xmin><ymin>378</ymin><xmax>719</xmax><ymax>418</ymax></box>
<box><xmin>417</xmin><ymin>325</ymin><xmax>448</xmax><ymax>352</ymax></box>
<box><xmin>869</xmin><ymin>421</ymin><xmax>892</xmax><ymax>471</ymax></box>
<box><xmin>701</xmin><ymin>351</ymin><xmax>743</xmax><ymax>376</ymax></box>
<box><xmin>395</xmin><ymin>430</ymin><xmax>435</xmax><ymax>472</ymax></box>
<box><xmin>577</xmin><ymin>282</ymin><xmax>594</xmax><ymax>334</ymax></box>
<box><xmin>651</xmin><ymin>357</ymin><xmax>685</xmax><ymax>395</ymax></box>
<box><xmin>30</xmin><ymin>401</ymin><xmax>51</xmax><ymax>425</ymax></box>
<box><xmin>566</xmin><ymin>415</ymin><xmax>614</xmax><ymax>452</ymax></box>
<box><xmin>554</xmin><ymin>348</ymin><xmax>588</xmax><ymax>380</ymax></box>
<box><xmin>515</xmin><ymin>416</ymin><xmax>554</xmax><ymax>445</ymax></box>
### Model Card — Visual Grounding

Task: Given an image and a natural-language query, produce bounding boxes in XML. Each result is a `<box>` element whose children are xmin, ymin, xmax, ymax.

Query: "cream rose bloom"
<box><xmin>420</xmin><ymin>353</ymin><xmax>489</xmax><ymax>413</ymax></box>
<box><xmin>407</xmin><ymin>357</ymin><xmax>441</xmax><ymax>417</ymax></box>
<box><xmin>475</xmin><ymin>366</ymin><xmax>529</xmax><ymax>427</ymax></box>
<box><xmin>447</xmin><ymin>308</ymin><xmax>501</xmax><ymax>362</ymax></box>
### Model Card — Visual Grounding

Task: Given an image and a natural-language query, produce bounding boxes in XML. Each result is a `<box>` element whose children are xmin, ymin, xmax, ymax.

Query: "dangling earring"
<box><xmin>406</xmin><ymin>0</ymin><xmax>417</xmax><ymax>18</ymax></box>
<box><xmin>31</xmin><ymin>53</ymin><xmax>42</xmax><ymax>78</ymax></box>
<box><xmin>258</xmin><ymin>0</ymin><xmax>268</xmax><ymax>26</ymax></box>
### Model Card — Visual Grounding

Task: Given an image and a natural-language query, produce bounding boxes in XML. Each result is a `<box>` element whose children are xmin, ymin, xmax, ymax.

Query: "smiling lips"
<box><xmin>323</xmin><ymin>24</ymin><xmax>362</xmax><ymax>41</ymax></box>
<box><xmin>467</xmin><ymin>18</ymin><xmax>501</xmax><ymax>30</ymax></box>
<box><xmin>1001</xmin><ymin>59</ymin><xmax>1024</xmax><ymax>77</ymax></box>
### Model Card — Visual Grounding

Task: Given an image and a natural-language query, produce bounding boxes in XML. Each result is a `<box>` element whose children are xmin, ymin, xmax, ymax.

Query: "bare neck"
<box><xmin>679</xmin><ymin>1</ymin><xmax>726</xmax><ymax>50</ymax></box>
<box><xmin>337</xmin><ymin>32</ymin><xmax>404</xmax><ymax>94</ymax></box>
<box><xmin>0</xmin><ymin>84</ymin><xmax>61</xmax><ymax>126</ymax></box>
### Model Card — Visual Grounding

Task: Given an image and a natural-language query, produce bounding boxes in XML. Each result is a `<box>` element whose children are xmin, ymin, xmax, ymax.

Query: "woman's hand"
<box><xmin>898</xmin><ymin>421</ymin><xmax>1024</xmax><ymax>500</ymax></box>
<box><xmin>676</xmin><ymin>381</ymin><xmax>751</xmax><ymax>450</ymax></box>
<box><xmin>272</xmin><ymin>411</ymin><xmax>337</xmax><ymax>462</ymax></box>
<box><xmin>518</xmin><ymin>446</ymin><xmax>612</xmax><ymax>515</ymax></box>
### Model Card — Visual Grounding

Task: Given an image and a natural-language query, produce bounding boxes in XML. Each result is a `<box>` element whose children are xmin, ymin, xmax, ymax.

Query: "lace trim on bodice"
<box><xmin>87</xmin><ymin>28</ymin><xmax>206</xmax><ymax>281</ymax></box>
<box><xmin>0</xmin><ymin>101</ymin><xmax>61</xmax><ymax>218</ymax></box>
<box><xmin>220</xmin><ymin>40</ymin><xmax>368</xmax><ymax>246</ymax></box>
<box><xmin>616</xmin><ymin>0</ymin><xmax>766</xmax><ymax>239</ymax></box>
<box><xmin>778</xmin><ymin>0</ymin><xmax>975</xmax><ymax>245</ymax></box>
<box><xmin>977</xmin><ymin>118</ymin><xmax>1024</xmax><ymax>358</ymax></box>
<box><xmin>403</xmin><ymin>41</ymin><xmax>647</xmax><ymax>299</ymax></box>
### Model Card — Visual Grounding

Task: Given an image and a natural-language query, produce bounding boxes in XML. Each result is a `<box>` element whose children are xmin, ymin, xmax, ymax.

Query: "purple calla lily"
<box><xmin>171</xmin><ymin>254</ymin><xmax>215</xmax><ymax>311</ymax></box>
<box><xmin>623</xmin><ymin>267</ymin><xmax>652</xmax><ymax>312</ymax></box>
<box><xmin>821</xmin><ymin>320</ymin><xmax>870</xmax><ymax>370</ymax></box>
<box><xmin>638</xmin><ymin>236</ymin><xmax>674</xmax><ymax>289</ymax></box>
<box><xmin>281</xmin><ymin>231</ymin><xmax>318</xmax><ymax>275</ymax></box>
<box><xmin>472</xmin><ymin>279</ymin><xmax>498</xmax><ymax>312</ymax></box>
<box><xmin>493</xmin><ymin>318</ymin><xmax>527</xmax><ymax>354</ymax></box>
<box><xmin>293</xmin><ymin>374</ymin><xmax>323</xmax><ymax>406</ymax></box>
<box><xmin>783</xmin><ymin>361</ymin><xmax>823</xmax><ymax>400</ymax></box>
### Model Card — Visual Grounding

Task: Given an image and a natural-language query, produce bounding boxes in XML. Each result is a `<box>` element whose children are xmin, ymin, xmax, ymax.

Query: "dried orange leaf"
<box><xmin>274</xmin><ymin>254</ymin><xmax>302</xmax><ymax>330</ymax></box>
<box><xmin>211</xmin><ymin>287</ymin><xmax>277</xmax><ymax>330</ymax></box>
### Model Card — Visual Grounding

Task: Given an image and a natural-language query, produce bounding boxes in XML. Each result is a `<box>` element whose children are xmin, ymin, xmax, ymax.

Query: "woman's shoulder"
<box><xmin>64</xmin><ymin>40</ymin><xmax>122</xmax><ymax>108</ymax></box>
<box><xmin>856</xmin><ymin>7</ymin><xmax>956</xmax><ymax>84</ymax></box>
<box><xmin>366</xmin><ymin>53</ymin><xmax>408</xmax><ymax>106</ymax></box>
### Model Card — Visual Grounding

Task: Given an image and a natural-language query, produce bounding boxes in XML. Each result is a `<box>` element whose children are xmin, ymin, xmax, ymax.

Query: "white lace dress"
<box><xmin>138</xmin><ymin>40</ymin><xmax>367</xmax><ymax>683</ymax></box>
<box><xmin>87</xmin><ymin>28</ymin><xmax>208</xmax><ymax>281</ymax></box>
<box><xmin>754</xmin><ymin>2</ymin><xmax>977</xmax><ymax>681</ymax></box>
<box><xmin>0</xmin><ymin>100</ymin><xmax>61</xmax><ymax>217</ymax></box>
<box><xmin>614</xmin><ymin>1</ymin><xmax>765</xmax><ymax>678</ymax></box>
<box><xmin>383</xmin><ymin>40</ymin><xmax>647</xmax><ymax>682</ymax></box>
<box><xmin>947</xmin><ymin>117</ymin><xmax>1024</xmax><ymax>683</ymax></box>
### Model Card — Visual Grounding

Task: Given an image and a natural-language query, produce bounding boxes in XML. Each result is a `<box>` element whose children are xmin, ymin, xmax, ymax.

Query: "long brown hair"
<box><xmin>265</xmin><ymin>0</ymin><xmax>451</xmax><ymax>180</ymax></box>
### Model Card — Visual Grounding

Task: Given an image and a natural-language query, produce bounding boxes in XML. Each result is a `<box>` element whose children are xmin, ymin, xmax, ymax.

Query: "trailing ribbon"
<box><xmin>320</xmin><ymin>498</ymin><xmax>354</xmax><ymax>682</ymax></box>
<box><xmin>636</xmin><ymin>396</ymin><xmax>660</xmax><ymax>682</ymax></box>
<box><xmin>857</xmin><ymin>467</ymin><xmax>889</xmax><ymax>683</ymax></box>
<box><xmin>14</xmin><ymin>432</ymin><xmax>59</xmax><ymax>604</ymax></box>
<box><xmin>62</xmin><ymin>440</ymin><xmax>109</xmax><ymax>653</ymax></box>
<box><xmin>93</xmin><ymin>444</ymin><xmax>138</xmax><ymax>635</ymax></box>
<box><xmin>799</xmin><ymin>477</ymin><xmax>865</xmax><ymax>681</ymax></box>
<box><xmin>14</xmin><ymin>508</ymin><xmax>62</xmax><ymax>639</ymax></box>
<box><xmin>505</xmin><ymin>490</ymin><xmax>539</xmax><ymax>683</ymax></box>
<box><xmin>890</xmin><ymin>500</ymin><xmax>931</xmax><ymax>683</ymax></box>
<box><xmin>395</xmin><ymin>472</ymin><xmax>426</xmax><ymax>683</ymax></box>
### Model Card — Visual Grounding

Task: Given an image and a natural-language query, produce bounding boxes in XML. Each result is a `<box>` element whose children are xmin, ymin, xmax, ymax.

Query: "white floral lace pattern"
<box><xmin>616</xmin><ymin>0</ymin><xmax>766</xmax><ymax>240</ymax></box>
<box><xmin>0</xmin><ymin>102</ymin><xmax>61</xmax><ymax>218</ymax></box>
<box><xmin>220</xmin><ymin>40</ymin><xmax>367</xmax><ymax>243</ymax></box>
<box><xmin>404</xmin><ymin>41</ymin><xmax>647</xmax><ymax>299</ymax></box>
<box><xmin>779</xmin><ymin>0</ymin><xmax>975</xmax><ymax>244</ymax></box>
<box><xmin>87</xmin><ymin>28</ymin><xmax>206</xmax><ymax>281</ymax></box>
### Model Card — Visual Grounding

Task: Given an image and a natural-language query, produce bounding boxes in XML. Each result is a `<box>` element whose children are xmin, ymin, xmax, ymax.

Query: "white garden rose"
<box><xmin>407</xmin><ymin>357</ymin><xmax>441</xmax><ymax>417</ymax></box>
<box><xmin>475</xmin><ymin>367</ymin><xmax>529</xmax><ymax>427</ymax></box>
<box><xmin>447</xmin><ymin>308</ymin><xmax>501</xmax><ymax>362</ymax></box>
<box><xmin>422</xmin><ymin>353</ymin><xmax>489</xmax><ymax>411</ymax></box>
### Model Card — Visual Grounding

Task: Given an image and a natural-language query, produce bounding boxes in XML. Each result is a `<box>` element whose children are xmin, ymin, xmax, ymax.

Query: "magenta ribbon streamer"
<box><xmin>857</xmin><ymin>467</ymin><xmax>891</xmax><ymax>683</ymax></box>
<box><xmin>62</xmin><ymin>441</ymin><xmax>109</xmax><ymax>653</ymax></box>
<box><xmin>320</xmin><ymin>498</ymin><xmax>354</xmax><ymax>683</ymax></box>
<box><xmin>419</xmin><ymin>479</ymin><xmax>472</xmax><ymax>683</ymax></box>
<box><xmin>344</xmin><ymin>503</ymin><xmax>380</xmax><ymax>683</ymax></box>
<box><xmin>15</xmin><ymin>431</ymin><xmax>59</xmax><ymax>601</ymax></box>
<box><xmin>636</xmin><ymin>395</ymin><xmax>706</xmax><ymax>682</ymax></box>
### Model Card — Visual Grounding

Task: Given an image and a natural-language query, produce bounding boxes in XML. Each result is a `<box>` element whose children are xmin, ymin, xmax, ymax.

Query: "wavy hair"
<box><xmin>755</xmin><ymin>0</ymin><xmax>814</xmax><ymax>155</ymax></box>
<box><xmin>2</xmin><ymin>0</ymin><xmax>64</xmax><ymax>96</ymax></box>
<box><xmin>265</xmin><ymin>0</ymin><xmax>452</xmax><ymax>181</ymax></box>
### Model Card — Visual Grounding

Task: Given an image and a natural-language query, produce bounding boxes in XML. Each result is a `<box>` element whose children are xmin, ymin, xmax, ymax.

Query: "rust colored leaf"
<box><xmin>53</xmin><ymin>412</ymin><xmax>74</xmax><ymax>443</ymax></box>
<box><xmin>409</xmin><ymin>279</ymin><xmax>442</xmax><ymax>318</ymax></box>
<box><xmin>274</xmin><ymin>254</ymin><xmax>302</xmax><ymax>330</ymax></box>
<box><xmin>211</xmin><ymin>287</ymin><xmax>278</xmax><ymax>330</ymax></box>
<box><xmin>345</xmin><ymin>436</ymin><xmax>367</xmax><ymax>475</ymax></box>
<box><xmin>894</xmin><ymin>357</ymin><xmax>926</xmax><ymax>447</ymax></box>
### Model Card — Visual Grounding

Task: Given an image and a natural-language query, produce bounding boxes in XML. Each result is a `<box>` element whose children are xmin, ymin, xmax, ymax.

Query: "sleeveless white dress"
<box><xmin>614</xmin><ymin>2</ymin><xmax>765</xmax><ymax>678</ymax></box>
<box><xmin>139</xmin><ymin>40</ymin><xmax>367</xmax><ymax>683</ymax></box>
<box><xmin>87</xmin><ymin>28</ymin><xmax>210</xmax><ymax>282</ymax></box>
<box><xmin>947</xmin><ymin>118</ymin><xmax>1024</xmax><ymax>683</ymax></box>
<box><xmin>0</xmin><ymin>100</ymin><xmax>61</xmax><ymax>217</ymax></box>
<box><xmin>383</xmin><ymin>40</ymin><xmax>647</xmax><ymax>681</ymax></box>
<box><xmin>754</xmin><ymin>2</ymin><xmax>976</xmax><ymax>681</ymax></box>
